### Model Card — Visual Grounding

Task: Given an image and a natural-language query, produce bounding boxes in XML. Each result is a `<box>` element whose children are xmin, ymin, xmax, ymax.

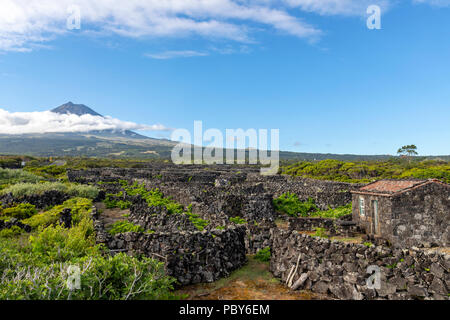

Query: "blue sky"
<box><xmin>0</xmin><ymin>0</ymin><xmax>449</xmax><ymax>155</ymax></box>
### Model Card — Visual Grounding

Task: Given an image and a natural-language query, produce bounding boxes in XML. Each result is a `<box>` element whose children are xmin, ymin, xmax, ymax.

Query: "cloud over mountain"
<box><xmin>0</xmin><ymin>108</ymin><xmax>170</xmax><ymax>134</ymax></box>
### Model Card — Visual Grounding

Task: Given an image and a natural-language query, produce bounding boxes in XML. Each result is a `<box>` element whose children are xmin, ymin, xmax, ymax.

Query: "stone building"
<box><xmin>351</xmin><ymin>179</ymin><xmax>450</xmax><ymax>248</ymax></box>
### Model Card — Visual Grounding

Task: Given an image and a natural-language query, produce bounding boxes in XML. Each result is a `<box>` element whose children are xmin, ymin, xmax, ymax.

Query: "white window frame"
<box><xmin>359</xmin><ymin>197</ymin><xmax>365</xmax><ymax>216</ymax></box>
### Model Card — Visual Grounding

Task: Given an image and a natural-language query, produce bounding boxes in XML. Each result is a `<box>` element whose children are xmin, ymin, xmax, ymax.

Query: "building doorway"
<box><xmin>372</xmin><ymin>200</ymin><xmax>379</xmax><ymax>235</ymax></box>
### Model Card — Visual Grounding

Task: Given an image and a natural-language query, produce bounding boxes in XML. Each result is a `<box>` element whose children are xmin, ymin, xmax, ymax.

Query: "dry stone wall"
<box><xmin>108</xmin><ymin>227</ymin><xmax>247</xmax><ymax>286</ymax></box>
<box><xmin>271</xmin><ymin>228</ymin><xmax>449</xmax><ymax>300</ymax></box>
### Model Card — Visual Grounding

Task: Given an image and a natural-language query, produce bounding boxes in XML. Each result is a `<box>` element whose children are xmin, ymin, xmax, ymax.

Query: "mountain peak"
<box><xmin>51</xmin><ymin>102</ymin><xmax>103</xmax><ymax>117</ymax></box>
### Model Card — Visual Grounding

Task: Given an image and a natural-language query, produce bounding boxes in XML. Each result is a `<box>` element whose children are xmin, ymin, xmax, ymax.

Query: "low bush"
<box><xmin>104</xmin><ymin>192</ymin><xmax>132</xmax><ymax>209</ymax></box>
<box><xmin>121</xmin><ymin>182</ymin><xmax>183</xmax><ymax>214</ymax></box>
<box><xmin>23</xmin><ymin>198</ymin><xmax>93</xmax><ymax>229</ymax></box>
<box><xmin>0</xmin><ymin>226</ymin><xmax>23</xmax><ymax>238</ymax></box>
<box><xmin>1</xmin><ymin>182</ymin><xmax>99</xmax><ymax>199</ymax></box>
<box><xmin>254</xmin><ymin>247</ymin><xmax>271</xmax><ymax>262</ymax></box>
<box><xmin>310</xmin><ymin>203</ymin><xmax>352</xmax><ymax>219</ymax></box>
<box><xmin>29</xmin><ymin>214</ymin><xmax>97</xmax><ymax>263</ymax></box>
<box><xmin>24</xmin><ymin>165</ymin><xmax>67</xmax><ymax>180</ymax></box>
<box><xmin>281</xmin><ymin>159</ymin><xmax>450</xmax><ymax>183</ymax></box>
<box><xmin>229</xmin><ymin>216</ymin><xmax>247</xmax><ymax>225</ymax></box>
<box><xmin>312</xmin><ymin>227</ymin><xmax>328</xmax><ymax>238</ymax></box>
<box><xmin>0</xmin><ymin>194</ymin><xmax>176</xmax><ymax>300</ymax></box>
<box><xmin>0</xmin><ymin>168</ymin><xmax>42</xmax><ymax>185</ymax></box>
<box><xmin>273</xmin><ymin>193</ymin><xmax>318</xmax><ymax>217</ymax></box>
<box><xmin>1</xmin><ymin>203</ymin><xmax>37</xmax><ymax>220</ymax></box>
<box><xmin>107</xmin><ymin>220</ymin><xmax>145</xmax><ymax>235</ymax></box>
<box><xmin>186</xmin><ymin>212</ymin><xmax>209</xmax><ymax>231</ymax></box>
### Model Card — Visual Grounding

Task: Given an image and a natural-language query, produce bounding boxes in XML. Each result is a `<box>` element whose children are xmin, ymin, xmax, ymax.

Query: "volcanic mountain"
<box><xmin>0</xmin><ymin>102</ymin><xmax>404</xmax><ymax>161</ymax></box>
<box><xmin>0</xmin><ymin>102</ymin><xmax>175</xmax><ymax>158</ymax></box>
<box><xmin>51</xmin><ymin>102</ymin><xmax>103</xmax><ymax>117</ymax></box>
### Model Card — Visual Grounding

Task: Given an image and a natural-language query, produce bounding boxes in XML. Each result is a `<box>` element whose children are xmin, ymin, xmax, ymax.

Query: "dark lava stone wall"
<box><xmin>391</xmin><ymin>183</ymin><xmax>450</xmax><ymax>248</ymax></box>
<box><xmin>0</xmin><ymin>190</ymin><xmax>69</xmax><ymax>209</ymax></box>
<box><xmin>271</xmin><ymin>229</ymin><xmax>449</xmax><ymax>300</ymax></box>
<box><xmin>108</xmin><ymin>226</ymin><xmax>247</xmax><ymax>286</ymax></box>
<box><xmin>247</xmin><ymin>173</ymin><xmax>363</xmax><ymax>210</ymax></box>
<box><xmin>68</xmin><ymin>167</ymin><xmax>362</xmax><ymax>212</ymax></box>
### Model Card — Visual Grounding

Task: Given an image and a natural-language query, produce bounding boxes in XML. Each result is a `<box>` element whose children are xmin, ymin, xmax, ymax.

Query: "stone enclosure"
<box><xmin>66</xmin><ymin>164</ymin><xmax>449</xmax><ymax>299</ymax></box>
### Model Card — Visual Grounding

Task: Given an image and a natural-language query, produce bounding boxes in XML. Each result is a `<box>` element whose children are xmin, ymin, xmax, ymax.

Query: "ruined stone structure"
<box><xmin>351</xmin><ymin>179</ymin><xmax>450</xmax><ymax>248</ymax></box>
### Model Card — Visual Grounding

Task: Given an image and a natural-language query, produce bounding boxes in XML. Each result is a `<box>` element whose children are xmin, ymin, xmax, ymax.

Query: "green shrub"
<box><xmin>121</xmin><ymin>182</ymin><xmax>183</xmax><ymax>214</ymax></box>
<box><xmin>281</xmin><ymin>159</ymin><xmax>450</xmax><ymax>183</ymax></box>
<box><xmin>29</xmin><ymin>215</ymin><xmax>97</xmax><ymax>263</ymax></box>
<box><xmin>1</xmin><ymin>203</ymin><xmax>37</xmax><ymax>220</ymax></box>
<box><xmin>23</xmin><ymin>198</ymin><xmax>92</xmax><ymax>229</ymax></box>
<box><xmin>312</xmin><ymin>227</ymin><xmax>328</xmax><ymax>238</ymax></box>
<box><xmin>0</xmin><ymin>168</ymin><xmax>42</xmax><ymax>185</ymax></box>
<box><xmin>24</xmin><ymin>165</ymin><xmax>67</xmax><ymax>180</ymax></box>
<box><xmin>310</xmin><ymin>203</ymin><xmax>352</xmax><ymax>219</ymax></box>
<box><xmin>0</xmin><ymin>226</ymin><xmax>23</xmax><ymax>238</ymax></box>
<box><xmin>186</xmin><ymin>212</ymin><xmax>209</xmax><ymax>231</ymax></box>
<box><xmin>0</xmin><ymin>197</ymin><xmax>176</xmax><ymax>300</ymax></box>
<box><xmin>0</xmin><ymin>249</ymin><xmax>175</xmax><ymax>300</ymax></box>
<box><xmin>104</xmin><ymin>192</ymin><xmax>132</xmax><ymax>209</ymax></box>
<box><xmin>1</xmin><ymin>182</ymin><xmax>99</xmax><ymax>199</ymax></box>
<box><xmin>229</xmin><ymin>216</ymin><xmax>247</xmax><ymax>225</ymax></box>
<box><xmin>107</xmin><ymin>221</ymin><xmax>145</xmax><ymax>235</ymax></box>
<box><xmin>254</xmin><ymin>247</ymin><xmax>271</xmax><ymax>262</ymax></box>
<box><xmin>273</xmin><ymin>193</ymin><xmax>318</xmax><ymax>217</ymax></box>
<box><xmin>66</xmin><ymin>184</ymin><xmax>99</xmax><ymax>199</ymax></box>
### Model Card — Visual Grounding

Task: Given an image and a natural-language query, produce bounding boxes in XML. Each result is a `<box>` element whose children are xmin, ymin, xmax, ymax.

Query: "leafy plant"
<box><xmin>0</xmin><ymin>226</ymin><xmax>23</xmax><ymax>238</ymax></box>
<box><xmin>254</xmin><ymin>247</ymin><xmax>271</xmax><ymax>262</ymax></box>
<box><xmin>107</xmin><ymin>221</ymin><xmax>145</xmax><ymax>235</ymax></box>
<box><xmin>273</xmin><ymin>193</ymin><xmax>318</xmax><ymax>217</ymax></box>
<box><xmin>23</xmin><ymin>198</ymin><xmax>93</xmax><ymax>229</ymax></box>
<box><xmin>0</xmin><ymin>168</ymin><xmax>42</xmax><ymax>185</ymax></box>
<box><xmin>310</xmin><ymin>203</ymin><xmax>352</xmax><ymax>219</ymax></box>
<box><xmin>280</xmin><ymin>159</ymin><xmax>450</xmax><ymax>183</ymax></box>
<box><xmin>1</xmin><ymin>182</ymin><xmax>99</xmax><ymax>199</ymax></box>
<box><xmin>312</xmin><ymin>227</ymin><xmax>328</xmax><ymax>238</ymax></box>
<box><xmin>104</xmin><ymin>192</ymin><xmax>132</xmax><ymax>209</ymax></box>
<box><xmin>186</xmin><ymin>212</ymin><xmax>209</xmax><ymax>231</ymax></box>
<box><xmin>229</xmin><ymin>216</ymin><xmax>247</xmax><ymax>225</ymax></box>
<box><xmin>1</xmin><ymin>203</ymin><xmax>37</xmax><ymax>220</ymax></box>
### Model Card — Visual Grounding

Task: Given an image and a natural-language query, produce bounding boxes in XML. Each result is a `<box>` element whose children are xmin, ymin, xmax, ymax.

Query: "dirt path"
<box><xmin>94</xmin><ymin>202</ymin><xmax>130</xmax><ymax>230</ymax></box>
<box><xmin>176</xmin><ymin>256</ymin><xmax>327</xmax><ymax>300</ymax></box>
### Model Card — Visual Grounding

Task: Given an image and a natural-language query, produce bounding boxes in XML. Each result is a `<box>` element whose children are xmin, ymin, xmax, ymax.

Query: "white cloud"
<box><xmin>0</xmin><ymin>0</ymin><xmax>321</xmax><ymax>52</ymax></box>
<box><xmin>0</xmin><ymin>108</ymin><xmax>171</xmax><ymax>134</ymax></box>
<box><xmin>1</xmin><ymin>1</ymin><xmax>445</xmax><ymax>53</ymax></box>
<box><xmin>145</xmin><ymin>50</ymin><xmax>209</xmax><ymax>59</ymax></box>
<box><xmin>283</xmin><ymin>0</ymin><xmax>391</xmax><ymax>16</ymax></box>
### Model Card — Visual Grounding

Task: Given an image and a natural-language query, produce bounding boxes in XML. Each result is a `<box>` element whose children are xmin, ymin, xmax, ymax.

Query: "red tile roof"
<box><xmin>352</xmin><ymin>179</ymin><xmax>447</xmax><ymax>196</ymax></box>
<box><xmin>359</xmin><ymin>180</ymin><xmax>426</xmax><ymax>194</ymax></box>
